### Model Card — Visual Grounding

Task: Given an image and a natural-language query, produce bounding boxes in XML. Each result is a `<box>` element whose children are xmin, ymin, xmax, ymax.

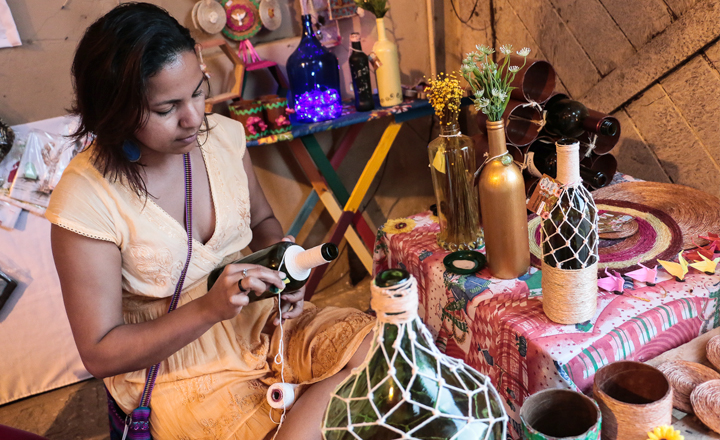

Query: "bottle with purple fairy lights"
<box><xmin>286</xmin><ymin>14</ymin><xmax>342</xmax><ymax>123</ymax></box>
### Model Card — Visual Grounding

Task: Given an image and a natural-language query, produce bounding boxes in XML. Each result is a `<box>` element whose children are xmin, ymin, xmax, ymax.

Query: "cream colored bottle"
<box><xmin>373</xmin><ymin>18</ymin><xmax>403</xmax><ymax>107</ymax></box>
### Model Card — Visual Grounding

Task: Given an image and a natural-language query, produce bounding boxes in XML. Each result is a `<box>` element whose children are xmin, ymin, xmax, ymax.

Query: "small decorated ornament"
<box><xmin>192</xmin><ymin>0</ymin><xmax>227</xmax><ymax>34</ymax></box>
<box><xmin>259</xmin><ymin>0</ymin><xmax>282</xmax><ymax>31</ymax></box>
<box><xmin>221</xmin><ymin>0</ymin><xmax>262</xmax><ymax>41</ymax></box>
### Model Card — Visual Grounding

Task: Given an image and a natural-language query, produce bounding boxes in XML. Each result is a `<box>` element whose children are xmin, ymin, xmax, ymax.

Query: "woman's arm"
<box><xmin>243</xmin><ymin>150</ymin><xmax>285</xmax><ymax>252</ymax></box>
<box><xmin>51</xmin><ymin>224</ymin><xmax>285</xmax><ymax>378</ymax></box>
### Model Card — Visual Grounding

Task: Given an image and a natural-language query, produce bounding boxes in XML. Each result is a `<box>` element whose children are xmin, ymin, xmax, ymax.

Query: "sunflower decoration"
<box><xmin>381</xmin><ymin>218</ymin><xmax>416</xmax><ymax>235</ymax></box>
<box><xmin>647</xmin><ymin>425</ymin><xmax>684</xmax><ymax>440</ymax></box>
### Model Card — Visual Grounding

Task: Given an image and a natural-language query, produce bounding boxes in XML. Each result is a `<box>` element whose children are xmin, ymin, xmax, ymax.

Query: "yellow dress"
<box><xmin>45</xmin><ymin>114</ymin><xmax>374</xmax><ymax>439</ymax></box>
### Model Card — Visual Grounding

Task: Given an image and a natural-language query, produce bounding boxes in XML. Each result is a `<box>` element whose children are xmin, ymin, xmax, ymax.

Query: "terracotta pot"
<box><xmin>228</xmin><ymin>99</ymin><xmax>268</xmax><ymax>140</ymax></box>
<box><xmin>260</xmin><ymin>94</ymin><xmax>291</xmax><ymax>134</ymax></box>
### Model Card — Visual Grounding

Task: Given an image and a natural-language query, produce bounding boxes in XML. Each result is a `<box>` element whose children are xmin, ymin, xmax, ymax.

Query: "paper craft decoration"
<box><xmin>625</xmin><ymin>263</ymin><xmax>659</xmax><ymax>285</ymax></box>
<box><xmin>221</xmin><ymin>0</ymin><xmax>262</xmax><ymax>41</ymax></box>
<box><xmin>658</xmin><ymin>252</ymin><xmax>689</xmax><ymax>281</ymax></box>
<box><xmin>689</xmin><ymin>254</ymin><xmax>720</xmax><ymax>275</ymax></box>
<box><xmin>0</xmin><ymin>0</ymin><xmax>21</xmax><ymax>49</ymax></box>
<box><xmin>684</xmin><ymin>242</ymin><xmax>717</xmax><ymax>262</ymax></box>
<box><xmin>700</xmin><ymin>233</ymin><xmax>720</xmax><ymax>247</ymax></box>
<box><xmin>192</xmin><ymin>0</ymin><xmax>227</xmax><ymax>34</ymax></box>
<box><xmin>259</xmin><ymin>0</ymin><xmax>282</xmax><ymax>30</ymax></box>
<box><xmin>598</xmin><ymin>269</ymin><xmax>624</xmax><ymax>293</ymax></box>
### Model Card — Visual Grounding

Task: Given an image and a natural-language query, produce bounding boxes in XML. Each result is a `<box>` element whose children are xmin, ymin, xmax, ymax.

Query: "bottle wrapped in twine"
<box><xmin>541</xmin><ymin>138</ymin><xmax>599</xmax><ymax>324</ymax></box>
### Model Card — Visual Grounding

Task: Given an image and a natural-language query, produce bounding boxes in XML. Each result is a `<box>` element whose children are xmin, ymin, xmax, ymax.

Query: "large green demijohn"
<box><xmin>321</xmin><ymin>269</ymin><xmax>508</xmax><ymax>440</ymax></box>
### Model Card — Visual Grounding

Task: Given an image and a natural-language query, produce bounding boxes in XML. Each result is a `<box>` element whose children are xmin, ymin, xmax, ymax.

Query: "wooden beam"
<box><xmin>598</xmin><ymin>0</ymin><xmax>672</xmax><ymax>49</ymax></box>
<box><xmin>506</xmin><ymin>0</ymin><xmax>600</xmax><ymax>98</ymax></box>
<box><xmin>625</xmin><ymin>84</ymin><xmax>720</xmax><ymax>197</ymax></box>
<box><xmin>661</xmin><ymin>56</ymin><xmax>720</xmax><ymax>165</ymax></box>
<box><xmin>582</xmin><ymin>0</ymin><xmax>720</xmax><ymax>113</ymax></box>
<box><xmin>548</xmin><ymin>0</ymin><xmax>635</xmax><ymax>75</ymax></box>
<box><xmin>610</xmin><ymin>110</ymin><xmax>671</xmax><ymax>183</ymax></box>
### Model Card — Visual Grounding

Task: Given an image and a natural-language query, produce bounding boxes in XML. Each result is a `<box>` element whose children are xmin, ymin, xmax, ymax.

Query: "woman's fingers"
<box><xmin>226</xmin><ymin>264</ymin><xmax>285</xmax><ymax>290</ymax></box>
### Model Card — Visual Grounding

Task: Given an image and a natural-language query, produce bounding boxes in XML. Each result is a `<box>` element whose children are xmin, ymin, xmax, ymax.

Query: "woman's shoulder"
<box><xmin>206</xmin><ymin>114</ymin><xmax>246</xmax><ymax>150</ymax></box>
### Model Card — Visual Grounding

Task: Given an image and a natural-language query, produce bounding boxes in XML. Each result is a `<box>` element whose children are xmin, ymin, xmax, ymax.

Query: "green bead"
<box><xmin>501</xmin><ymin>154</ymin><xmax>513</xmax><ymax>166</ymax></box>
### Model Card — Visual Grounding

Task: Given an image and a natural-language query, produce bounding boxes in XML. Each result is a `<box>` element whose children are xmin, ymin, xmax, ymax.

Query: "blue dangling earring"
<box><xmin>122</xmin><ymin>140</ymin><xmax>141</xmax><ymax>162</ymax></box>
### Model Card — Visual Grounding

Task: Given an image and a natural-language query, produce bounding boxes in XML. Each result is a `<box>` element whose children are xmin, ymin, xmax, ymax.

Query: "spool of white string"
<box><xmin>267</xmin><ymin>383</ymin><xmax>300</xmax><ymax>409</ymax></box>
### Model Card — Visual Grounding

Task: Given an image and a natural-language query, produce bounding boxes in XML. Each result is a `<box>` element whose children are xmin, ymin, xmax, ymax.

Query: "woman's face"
<box><xmin>134</xmin><ymin>50</ymin><xmax>207</xmax><ymax>157</ymax></box>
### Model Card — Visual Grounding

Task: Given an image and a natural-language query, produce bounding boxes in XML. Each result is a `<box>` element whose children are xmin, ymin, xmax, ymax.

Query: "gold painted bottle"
<box><xmin>372</xmin><ymin>18</ymin><xmax>403</xmax><ymax>107</ymax></box>
<box><xmin>478</xmin><ymin>120</ymin><xmax>530</xmax><ymax>279</ymax></box>
<box><xmin>428</xmin><ymin>119</ymin><xmax>482</xmax><ymax>250</ymax></box>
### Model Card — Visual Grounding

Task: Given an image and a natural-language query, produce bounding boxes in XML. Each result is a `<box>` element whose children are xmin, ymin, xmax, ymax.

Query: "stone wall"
<box><xmin>441</xmin><ymin>0</ymin><xmax>720</xmax><ymax>197</ymax></box>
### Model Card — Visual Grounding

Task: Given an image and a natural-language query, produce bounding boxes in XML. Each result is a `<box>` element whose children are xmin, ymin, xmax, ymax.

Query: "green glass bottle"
<box><xmin>206</xmin><ymin>242</ymin><xmax>338</xmax><ymax>301</ymax></box>
<box><xmin>322</xmin><ymin>269</ymin><xmax>507</xmax><ymax>440</ymax></box>
<box><xmin>541</xmin><ymin>138</ymin><xmax>598</xmax><ymax>270</ymax></box>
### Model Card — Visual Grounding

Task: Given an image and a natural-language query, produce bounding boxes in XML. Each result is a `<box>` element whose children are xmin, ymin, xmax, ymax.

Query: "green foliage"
<box><xmin>461</xmin><ymin>44</ymin><xmax>531</xmax><ymax>122</ymax></box>
<box><xmin>353</xmin><ymin>0</ymin><xmax>389</xmax><ymax>18</ymax></box>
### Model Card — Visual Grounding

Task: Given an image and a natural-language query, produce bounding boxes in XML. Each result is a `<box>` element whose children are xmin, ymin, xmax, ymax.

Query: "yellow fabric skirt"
<box><xmin>105</xmin><ymin>280</ymin><xmax>374</xmax><ymax>439</ymax></box>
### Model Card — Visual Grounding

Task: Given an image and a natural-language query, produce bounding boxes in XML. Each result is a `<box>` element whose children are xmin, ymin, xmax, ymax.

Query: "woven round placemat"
<box><xmin>529</xmin><ymin>199</ymin><xmax>683</xmax><ymax>275</ymax></box>
<box><xmin>592</xmin><ymin>182</ymin><xmax>720</xmax><ymax>249</ymax></box>
<box><xmin>690</xmin><ymin>379</ymin><xmax>720</xmax><ymax>434</ymax></box>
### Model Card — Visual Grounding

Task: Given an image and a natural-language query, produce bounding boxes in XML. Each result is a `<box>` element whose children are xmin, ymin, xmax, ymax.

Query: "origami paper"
<box><xmin>658</xmin><ymin>252</ymin><xmax>689</xmax><ymax>281</ymax></box>
<box><xmin>688</xmin><ymin>254</ymin><xmax>720</xmax><ymax>275</ymax></box>
<box><xmin>625</xmin><ymin>264</ymin><xmax>659</xmax><ymax>285</ymax></box>
<box><xmin>598</xmin><ymin>269</ymin><xmax>624</xmax><ymax>293</ymax></box>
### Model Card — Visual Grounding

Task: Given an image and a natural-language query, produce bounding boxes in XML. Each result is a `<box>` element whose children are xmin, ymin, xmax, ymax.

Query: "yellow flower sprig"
<box><xmin>426</xmin><ymin>72</ymin><xmax>464</xmax><ymax>126</ymax></box>
<box><xmin>647</xmin><ymin>425</ymin><xmax>684</xmax><ymax>440</ymax></box>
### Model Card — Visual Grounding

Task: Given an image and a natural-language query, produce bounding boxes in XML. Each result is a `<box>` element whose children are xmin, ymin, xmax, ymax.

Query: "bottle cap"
<box><xmin>350</xmin><ymin>32</ymin><xmax>361</xmax><ymax>42</ymax></box>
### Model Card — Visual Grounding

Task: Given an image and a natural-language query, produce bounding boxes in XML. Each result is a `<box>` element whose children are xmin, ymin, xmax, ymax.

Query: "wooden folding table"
<box><xmin>246</xmin><ymin>99</ymin><xmax>434</xmax><ymax>298</ymax></box>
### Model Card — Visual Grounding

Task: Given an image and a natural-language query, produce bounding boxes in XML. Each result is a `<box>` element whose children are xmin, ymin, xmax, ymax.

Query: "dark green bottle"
<box><xmin>207</xmin><ymin>242</ymin><xmax>338</xmax><ymax>301</ymax></box>
<box><xmin>322</xmin><ymin>269</ymin><xmax>507</xmax><ymax>440</ymax></box>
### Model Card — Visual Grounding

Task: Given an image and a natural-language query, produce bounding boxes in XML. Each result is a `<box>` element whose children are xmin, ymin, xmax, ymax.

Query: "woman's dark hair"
<box><xmin>70</xmin><ymin>2</ymin><xmax>207</xmax><ymax>197</ymax></box>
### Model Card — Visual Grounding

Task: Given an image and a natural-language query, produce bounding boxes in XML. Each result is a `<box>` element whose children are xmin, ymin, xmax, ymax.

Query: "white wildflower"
<box><xmin>500</xmin><ymin>44</ymin><xmax>513</xmax><ymax>55</ymax></box>
<box><xmin>475</xmin><ymin>98</ymin><xmax>491</xmax><ymax>110</ymax></box>
<box><xmin>474</xmin><ymin>89</ymin><xmax>484</xmax><ymax>99</ymax></box>
<box><xmin>491</xmin><ymin>88</ymin><xmax>500</xmax><ymax>97</ymax></box>
<box><xmin>476</xmin><ymin>44</ymin><xmax>495</xmax><ymax>55</ymax></box>
<box><xmin>461</xmin><ymin>64</ymin><xmax>473</xmax><ymax>76</ymax></box>
<box><xmin>517</xmin><ymin>47</ymin><xmax>531</xmax><ymax>57</ymax></box>
<box><xmin>497</xmin><ymin>91</ymin><xmax>508</xmax><ymax>101</ymax></box>
<box><xmin>508</xmin><ymin>65</ymin><xmax>520</xmax><ymax>73</ymax></box>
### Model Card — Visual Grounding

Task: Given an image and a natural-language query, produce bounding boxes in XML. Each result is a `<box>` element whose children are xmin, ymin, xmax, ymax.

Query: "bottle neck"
<box><xmin>301</xmin><ymin>15</ymin><xmax>314</xmax><ymax>38</ymax></box>
<box><xmin>283</xmin><ymin>243</ymin><xmax>336</xmax><ymax>280</ymax></box>
<box><xmin>556</xmin><ymin>143</ymin><xmax>581</xmax><ymax>185</ymax></box>
<box><xmin>486</xmin><ymin>120</ymin><xmax>508</xmax><ymax>157</ymax></box>
<box><xmin>370</xmin><ymin>275</ymin><xmax>419</xmax><ymax>324</ymax></box>
<box><xmin>599</xmin><ymin>119</ymin><xmax>618</xmax><ymax>136</ymax></box>
<box><xmin>351</xmin><ymin>41</ymin><xmax>363</xmax><ymax>52</ymax></box>
<box><xmin>440</xmin><ymin>121</ymin><xmax>460</xmax><ymax>137</ymax></box>
<box><xmin>376</xmin><ymin>18</ymin><xmax>387</xmax><ymax>41</ymax></box>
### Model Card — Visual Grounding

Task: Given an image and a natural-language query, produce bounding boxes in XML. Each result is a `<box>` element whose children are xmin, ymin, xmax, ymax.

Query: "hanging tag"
<box><xmin>527</xmin><ymin>174</ymin><xmax>562</xmax><ymax>216</ymax></box>
<box><xmin>368</xmin><ymin>53</ymin><xmax>383</xmax><ymax>70</ymax></box>
<box><xmin>432</xmin><ymin>148</ymin><xmax>446</xmax><ymax>173</ymax></box>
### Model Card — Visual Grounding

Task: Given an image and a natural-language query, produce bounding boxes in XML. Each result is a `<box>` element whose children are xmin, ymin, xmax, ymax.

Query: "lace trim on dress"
<box><xmin>53</xmin><ymin>221</ymin><xmax>116</xmax><ymax>244</ymax></box>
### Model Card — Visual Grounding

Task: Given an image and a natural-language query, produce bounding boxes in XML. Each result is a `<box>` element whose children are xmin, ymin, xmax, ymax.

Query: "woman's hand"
<box><xmin>202</xmin><ymin>263</ymin><xmax>286</xmax><ymax>322</ymax></box>
<box><xmin>274</xmin><ymin>286</ymin><xmax>306</xmax><ymax>325</ymax></box>
<box><xmin>271</xmin><ymin>234</ymin><xmax>305</xmax><ymax>325</ymax></box>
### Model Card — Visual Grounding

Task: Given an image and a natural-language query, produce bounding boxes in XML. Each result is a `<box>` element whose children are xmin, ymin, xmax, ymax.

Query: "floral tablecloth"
<box><xmin>373</xmin><ymin>212</ymin><xmax>720</xmax><ymax>438</ymax></box>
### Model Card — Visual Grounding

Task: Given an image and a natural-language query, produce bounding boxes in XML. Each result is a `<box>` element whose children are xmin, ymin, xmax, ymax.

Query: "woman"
<box><xmin>46</xmin><ymin>3</ymin><xmax>373</xmax><ymax>439</ymax></box>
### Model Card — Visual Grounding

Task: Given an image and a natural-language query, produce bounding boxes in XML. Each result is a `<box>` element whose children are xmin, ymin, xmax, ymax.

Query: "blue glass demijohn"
<box><xmin>286</xmin><ymin>15</ymin><xmax>342</xmax><ymax>123</ymax></box>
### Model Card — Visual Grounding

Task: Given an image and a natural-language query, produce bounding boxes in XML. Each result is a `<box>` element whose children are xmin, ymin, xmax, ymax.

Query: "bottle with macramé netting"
<box><xmin>540</xmin><ymin>138</ymin><xmax>599</xmax><ymax>324</ymax></box>
<box><xmin>321</xmin><ymin>269</ymin><xmax>508</xmax><ymax>440</ymax></box>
